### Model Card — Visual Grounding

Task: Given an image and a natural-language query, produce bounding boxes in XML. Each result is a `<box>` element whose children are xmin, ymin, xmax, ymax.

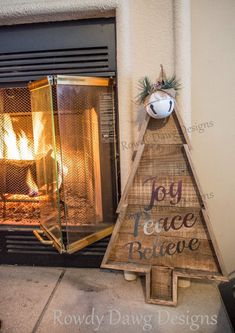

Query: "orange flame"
<box><xmin>0</xmin><ymin>114</ymin><xmax>34</xmax><ymax>160</ymax></box>
<box><xmin>26</xmin><ymin>169</ymin><xmax>38</xmax><ymax>196</ymax></box>
<box><xmin>1</xmin><ymin>113</ymin><xmax>67</xmax><ymax>194</ymax></box>
<box><xmin>0</xmin><ymin>114</ymin><xmax>39</xmax><ymax>194</ymax></box>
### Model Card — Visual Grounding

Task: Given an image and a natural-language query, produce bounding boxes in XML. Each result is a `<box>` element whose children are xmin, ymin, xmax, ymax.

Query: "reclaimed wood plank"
<box><xmin>118</xmin><ymin>206</ymin><xmax>210</xmax><ymax>240</ymax></box>
<box><xmin>144</xmin><ymin>113</ymin><xmax>184</xmax><ymax>145</ymax></box>
<box><xmin>139</xmin><ymin>144</ymin><xmax>188</xmax><ymax>176</ymax></box>
<box><xmin>108</xmin><ymin>233</ymin><xmax>220</xmax><ymax>272</ymax></box>
<box><xmin>149</xmin><ymin>266</ymin><xmax>176</xmax><ymax>304</ymax></box>
<box><xmin>116</xmin><ymin>143</ymin><xmax>145</xmax><ymax>213</ymax></box>
<box><xmin>174</xmin><ymin>106</ymin><xmax>192</xmax><ymax>150</ymax></box>
<box><xmin>127</xmin><ymin>175</ymin><xmax>201</xmax><ymax>208</ymax></box>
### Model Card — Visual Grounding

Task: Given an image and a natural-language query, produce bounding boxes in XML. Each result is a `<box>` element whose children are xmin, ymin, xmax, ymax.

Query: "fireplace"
<box><xmin>0</xmin><ymin>75</ymin><xmax>118</xmax><ymax>255</ymax></box>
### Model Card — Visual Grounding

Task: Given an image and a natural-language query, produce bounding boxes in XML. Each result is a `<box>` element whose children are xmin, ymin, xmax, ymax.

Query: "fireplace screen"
<box><xmin>0</xmin><ymin>75</ymin><xmax>118</xmax><ymax>254</ymax></box>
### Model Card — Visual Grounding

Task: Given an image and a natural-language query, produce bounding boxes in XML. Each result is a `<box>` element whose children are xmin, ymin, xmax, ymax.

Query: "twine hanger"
<box><xmin>157</xmin><ymin>64</ymin><xmax>167</xmax><ymax>84</ymax></box>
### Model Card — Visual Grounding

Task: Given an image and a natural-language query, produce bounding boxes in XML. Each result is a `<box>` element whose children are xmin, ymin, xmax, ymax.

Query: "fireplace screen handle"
<box><xmin>33</xmin><ymin>229</ymin><xmax>54</xmax><ymax>246</ymax></box>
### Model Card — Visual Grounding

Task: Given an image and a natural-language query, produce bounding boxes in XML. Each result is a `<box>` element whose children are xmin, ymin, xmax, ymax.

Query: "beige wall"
<box><xmin>116</xmin><ymin>0</ymin><xmax>174</xmax><ymax>188</ymax></box>
<box><xmin>191</xmin><ymin>0</ymin><xmax>235</xmax><ymax>274</ymax></box>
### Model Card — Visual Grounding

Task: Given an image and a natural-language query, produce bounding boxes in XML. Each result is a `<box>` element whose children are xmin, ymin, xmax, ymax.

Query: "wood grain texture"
<box><xmin>102</xmin><ymin>109</ymin><xmax>227</xmax><ymax>306</ymax></box>
<box><xmin>139</xmin><ymin>144</ymin><xmax>188</xmax><ymax>176</ymax></box>
<box><xmin>118</xmin><ymin>205</ymin><xmax>210</xmax><ymax>240</ymax></box>
<box><xmin>132</xmin><ymin>112</ymin><xmax>150</xmax><ymax>161</ymax></box>
<box><xmin>144</xmin><ymin>113</ymin><xmax>184</xmax><ymax>145</ymax></box>
<box><xmin>107</xmin><ymin>233</ymin><xmax>220</xmax><ymax>272</ymax></box>
<box><xmin>174</xmin><ymin>106</ymin><xmax>192</xmax><ymax>150</ymax></box>
<box><xmin>151</xmin><ymin>267</ymin><xmax>173</xmax><ymax>301</ymax></box>
<box><xmin>128</xmin><ymin>175</ymin><xmax>201</xmax><ymax>208</ymax></box>
<box><xmin>116</xmin><ymin>144</ymin><xmax>145</xmax><ymax>213</ymax></box>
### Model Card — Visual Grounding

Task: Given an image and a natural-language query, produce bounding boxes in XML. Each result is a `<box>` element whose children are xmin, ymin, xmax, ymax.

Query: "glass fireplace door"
<box><xmin>30</xmin><ymin>79</ymin><xmax>63</xmax><ymax>251</ymax></box>
<box><xmin>29</xmin><ymin>75</ymin><xmax>116</xmax><ymax>254</ymax></box>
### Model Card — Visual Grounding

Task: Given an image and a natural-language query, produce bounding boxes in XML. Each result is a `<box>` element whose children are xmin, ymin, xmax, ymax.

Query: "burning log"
<box><xmin>0</xmin><ymin>159</ymin><xmax>36</xmax><ymax>195</ymax></box>
<box><xmin>0</xmin><ymin>150</ymin><xmax>56</xmax><ymax>196</ymax></box>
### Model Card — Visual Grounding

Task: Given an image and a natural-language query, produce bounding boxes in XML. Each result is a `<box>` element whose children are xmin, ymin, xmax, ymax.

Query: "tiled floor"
<box><xmin>0</xmin><ymin>266</ymin><xmax>233</xmax><ymax>333</ymax></box>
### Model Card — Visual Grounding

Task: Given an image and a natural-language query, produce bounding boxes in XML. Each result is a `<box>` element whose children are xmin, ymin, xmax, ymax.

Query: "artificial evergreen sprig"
<box><xmin>160</xmin><ymin>75</ymin><xmax>181</xmax><ymax>91</ymax></box>
<box><xmin>136</xmin><ymin>77</ymin><xmax>154</xmax><ymax>104</ymax></box>
<box><xmin>136</xmin><ymin>74</ymin><xmax>181</xmax><ymax>104</ymax></box>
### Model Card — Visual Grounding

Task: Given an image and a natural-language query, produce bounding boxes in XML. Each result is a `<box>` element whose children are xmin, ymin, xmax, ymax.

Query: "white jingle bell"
<box><xmin>145</xmin><ymin>90</ymin><xmax>175</xmax><ymax>119</ymax></box>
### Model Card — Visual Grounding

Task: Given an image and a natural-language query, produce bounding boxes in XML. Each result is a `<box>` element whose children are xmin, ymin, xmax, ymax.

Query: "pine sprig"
<box><xmin>161</xmin><ymin>75</ymin><xmax>181</xmax><ymax>91</ymax></box>
<box><xmin>136</xmin><ymin>77</ymin><xmax>153</xmax><ymax>104</ymax></box>
<box><xmin>136</xmin><ymin>74</ymin><xmax>181</xmax><ymax>105</ymax></box>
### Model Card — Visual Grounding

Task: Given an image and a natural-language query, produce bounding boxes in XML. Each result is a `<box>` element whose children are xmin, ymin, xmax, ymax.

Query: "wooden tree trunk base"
<box><xmin>144</xmin><ymin>265</ymin><xmax>227</xmax><ymax>306</ymax></box>
<box><xmin>146</xmin><ymin>266</ymin><xmax>177</xmax><ymax>306</ymax></box>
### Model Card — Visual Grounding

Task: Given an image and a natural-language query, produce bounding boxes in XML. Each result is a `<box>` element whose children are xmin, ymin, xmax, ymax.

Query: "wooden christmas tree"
<box><xmin>102</xmin><ymin>87</ymin><xmax>227</xmax><ymax>305</ymax></box>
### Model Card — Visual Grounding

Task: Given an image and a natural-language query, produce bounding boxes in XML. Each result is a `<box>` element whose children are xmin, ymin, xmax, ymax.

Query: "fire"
<box><xmin>26</xmin><ymin>169</ymin><xmax>39</xmax><ymax>197</ymax></box>
<box><xmin>0</xmin><ymin>114</ymin><xmax>34</xmax><ymax>160</ymax></box>
<box><xmin>0</xmin><ymin>114</ymin><xmax>38</xmax><ymax>194</ymax></box>
<box><xmin>0</xmin><ymin>112</ymin><xmax>67</xmax><ymax>195</ymax></box>
<box><xmin>32</xmin><ymin>112</ymin><xmax>44</xmax><ymax>156</ymax></box>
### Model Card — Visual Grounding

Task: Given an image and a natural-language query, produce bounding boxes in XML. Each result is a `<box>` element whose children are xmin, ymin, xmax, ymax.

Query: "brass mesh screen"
<box><xmin>0</xmin><ymin>87</ymin><xmax>40</xmax><ymax>224</ymax></box>
<box><xmin>56</xmin><ymin>84</ymin><xmax>107</xmax><ymax>226</ymax></box>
